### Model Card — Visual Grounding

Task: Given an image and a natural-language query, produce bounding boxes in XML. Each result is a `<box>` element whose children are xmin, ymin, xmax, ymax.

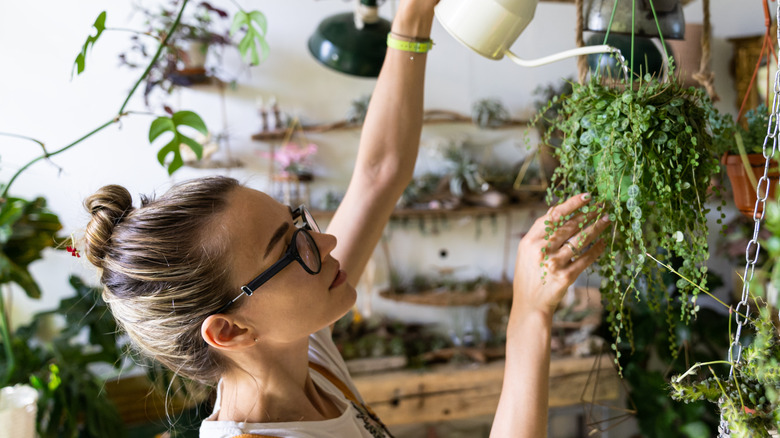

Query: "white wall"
<box><xmin>0</xmin><ymin>0</ymin><xmax>767</xmax><ymax>328</ymax></box>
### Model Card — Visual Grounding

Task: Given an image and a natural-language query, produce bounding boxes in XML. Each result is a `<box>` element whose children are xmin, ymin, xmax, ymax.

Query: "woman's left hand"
<box><xmin>512</xmin><ymin>193</ymin><xmax>611</xmax><ymax>318</ymax></box>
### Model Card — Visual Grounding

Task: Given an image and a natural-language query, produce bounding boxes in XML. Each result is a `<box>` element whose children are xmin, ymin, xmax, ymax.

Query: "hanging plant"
<box><xmin>670</xmin><ymin>305</ymin><xmax>780</xmax><ymax>438</ymax></box>
<box><xmin>668</xmin><ymin>193</ymin><xmax>780</xmax><ymax>437</ymax></box>
<box><xmin>534</xmin><ymin>66</ymin><xmax>731</xmax><ymax>370</ymax></box>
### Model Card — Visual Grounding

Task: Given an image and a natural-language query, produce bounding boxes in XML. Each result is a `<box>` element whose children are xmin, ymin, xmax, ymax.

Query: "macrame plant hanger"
<box><xmin>719</xmin><ymin>1</ymin><xmax>779</xmax><ymax>436</ymax></box>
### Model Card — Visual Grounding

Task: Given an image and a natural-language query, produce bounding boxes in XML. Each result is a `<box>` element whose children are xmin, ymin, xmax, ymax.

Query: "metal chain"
<box><xmin>718</xmin><ymin>3</ymin><xmax>780</xmax><ymax>435</ymax></box>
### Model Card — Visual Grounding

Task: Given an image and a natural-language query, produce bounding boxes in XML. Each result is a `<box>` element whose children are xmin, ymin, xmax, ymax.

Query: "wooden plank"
<box><xmin>353</xmin><ymin>355</ymin><xmax>620</xmax><ymax>426</ymax></box>
<box><xmin>106</xmin><ymin>355</ymin><xmax>620</xmax><ymax>427</ymax></box>
<box><xmin>103</xmin><ymin>375</ymin><xmax>201</xmax><ymax>425</ymax></box>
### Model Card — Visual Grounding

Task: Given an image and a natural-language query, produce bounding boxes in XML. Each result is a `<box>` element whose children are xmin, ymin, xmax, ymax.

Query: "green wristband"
<box><xmin>386</xmin><ymin>34</ymin><xmax>433</xmax><ymax>53</ymax></box>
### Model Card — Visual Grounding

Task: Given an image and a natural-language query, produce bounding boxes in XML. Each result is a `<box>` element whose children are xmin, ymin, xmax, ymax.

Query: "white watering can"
<box><xmin>435</xmin><ymin>0</ymin><xmax>628</xmax><ymax>71</ymax></box>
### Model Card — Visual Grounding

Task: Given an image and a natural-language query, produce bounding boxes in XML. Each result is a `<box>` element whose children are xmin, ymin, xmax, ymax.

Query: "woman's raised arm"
<box><xmin>327</xmin><ymin>0</ymin><xmax>438</xmax><ymax>283</ymax></box>
<box><xmin>490</xmin><ymin>194</ymin><xmax>611</xmax><ymax>437</ymax></box>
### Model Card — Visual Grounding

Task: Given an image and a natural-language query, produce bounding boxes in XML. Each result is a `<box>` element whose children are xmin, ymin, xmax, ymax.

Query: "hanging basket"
<box><xmin>722</xmin><ymin>153</ymin><xmax>780</xmax><ymax>218</ymax></box>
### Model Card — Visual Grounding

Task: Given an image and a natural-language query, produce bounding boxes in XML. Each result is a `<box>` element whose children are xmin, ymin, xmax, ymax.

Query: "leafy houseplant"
<box><xmin>1</xmin><ymin>277</ymin><xmax>126</xmax><ymax>438</ymax></box>
<box><xmin>669</xmin><ymin>210</ymin><xmax>780</xmax><ymax>438</ymax></box>
<box><xmin>0</xmin><ymin>194</ymin><xmax>128</xmax><ymax>437</ymax></box>
<box><xmin>534</xmin><ymin>69</ymin><xmax>730</xmax><ymax>371</ymax></box>
<box><xmin>721</xmin><ymin>104</ymin><xmax>780</xmax><ymax>218</ymax></box>
<box><xmin>119</xmin><ymin>0</ymin><xmax>268</xmax><ymax>109</ymax></box>
<box><xmin>0</xmin><ymin>196</ymin><xmax>63</xmax><ymax>386</ymax></box>
<box><xmin>670</xmin><ymin>304</ymin><xmax>780</xmax><ymax>438</ymax></box>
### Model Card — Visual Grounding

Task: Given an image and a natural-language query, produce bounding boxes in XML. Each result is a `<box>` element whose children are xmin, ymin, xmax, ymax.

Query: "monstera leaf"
<box><xmin>231</xmin><ymin>10</ymin><xmax>270</xmax><ymax>66</ymax></box>
<box><xmin>72</xmin><ymin>11</ymin><xmax>107</xmax><ymax>77</ymax></box>
<box><xmin>149</xmin><ymin>110</ymin><xmax>208</xmax><ymax>175</ymax></box>
<box><xmin>0</xmin><ymin>197</ymin><xmax>62</xmax><ymax>299</ymax></box>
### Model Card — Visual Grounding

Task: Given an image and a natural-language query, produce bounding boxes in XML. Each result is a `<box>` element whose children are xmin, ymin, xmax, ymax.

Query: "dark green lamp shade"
<box><xmin>308</xmin><ymin>13</ymin><xmax>392</xmax><ymax>77</ymax></box>
<box><xmin>587</xmin><ymin>33</ymin><xmax>669</xmax><ymax>78</ymax></box>
<box><xmin>585</xmin><ymin>0</ymin><xmax>685</xmax><ymax>40</ymax></box>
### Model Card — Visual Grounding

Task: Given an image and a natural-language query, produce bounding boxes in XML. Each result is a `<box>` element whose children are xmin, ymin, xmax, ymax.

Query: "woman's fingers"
<box><xmin>555</xmin><ymin>213</ymin><xmax>611</xmax><ymax>260</ymax></box>
<box><xmin>528</xmin><ymin>193</ymin><xmax>593</xmax><ymax>240</ymax></box>
<box><xmin>568</xmin><ymin>238</ymin><xmax>607</xmax><ymax>276</ymax></box>
<box><xmin>546</xmin><ymin>209</ymin><xmax>602</xmax><ymax>250</ymax></box>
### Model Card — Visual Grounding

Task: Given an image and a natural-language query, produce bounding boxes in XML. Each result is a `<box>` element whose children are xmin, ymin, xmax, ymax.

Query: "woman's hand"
<box><xmin>513</xmin><ymin>193</ymin><xmax>611</xmax><ymax>318</ymax></box>
<box><xmin>393</xmin><ymin>0</ymin><xmax>439</xmax><ymax>39</ymax></box>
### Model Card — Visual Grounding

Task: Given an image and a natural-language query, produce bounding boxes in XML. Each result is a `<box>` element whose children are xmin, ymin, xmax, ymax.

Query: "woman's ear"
<box><xmin>201</xmin><ymin>314</ymin><xmax>256</xmax><ymax>350</ymax></box>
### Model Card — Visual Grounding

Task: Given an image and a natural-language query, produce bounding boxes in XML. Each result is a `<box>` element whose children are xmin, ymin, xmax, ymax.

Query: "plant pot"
<box><xmin>591</xmin><ymin>150</ymin><xmax>639</xmax><ymax>202</ymax></box>
<box><xmin>178</xmin><ymin>40</ymin><xmax>209</xmax><ymax>74</ymax></box>
<box><xmin>723</xmin><ymin>154</ymin><xmax>780</xmax><ymax>218</ymax></box>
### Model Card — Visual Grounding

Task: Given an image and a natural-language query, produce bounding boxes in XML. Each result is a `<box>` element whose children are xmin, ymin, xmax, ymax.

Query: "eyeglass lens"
<box><xmin>298</xmin><ymin>206</ymin><xmax>320</xmax><ymax>233</ymax></box>
<box><xmin>296</xmin><ymin>225</ymin><xmax>321</xmax><ymax>272</ymax></box>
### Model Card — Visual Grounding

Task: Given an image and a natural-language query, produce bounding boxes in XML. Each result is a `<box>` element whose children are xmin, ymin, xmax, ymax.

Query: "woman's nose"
<box><xmin>314</xmin><ymin>232</ymin><xmax>337</xmax><ymax>258</ymax></box>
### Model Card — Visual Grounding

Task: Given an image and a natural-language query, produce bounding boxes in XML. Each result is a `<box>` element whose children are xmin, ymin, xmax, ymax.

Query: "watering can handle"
<box><xmin>505</xmin><ymin>45</ymin><xmax>629</xmax><ymax>81</ymax></box>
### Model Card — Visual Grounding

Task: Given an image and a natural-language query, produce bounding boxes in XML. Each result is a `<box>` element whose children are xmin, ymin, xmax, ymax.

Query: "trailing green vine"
<box><xmin>534</xmin><ymin>66</ymin><xmax>731</xmax><ymax>373</ymax></box>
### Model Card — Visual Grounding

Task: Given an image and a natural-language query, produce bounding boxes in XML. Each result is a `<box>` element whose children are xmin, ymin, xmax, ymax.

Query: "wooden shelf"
<box><xmin>353</xmin><ymin>354</ymin><xmax>621</xmax><ymax>426</ymax></box>
<box><xmin>311</xmin><ymin>202</ymin><xmax>548</xmax><ymax>222</ymax></box>
<box><xmin>251</xmin><ymin>110</ymin><xmax>530</xmax><ymax>142</ymax></box>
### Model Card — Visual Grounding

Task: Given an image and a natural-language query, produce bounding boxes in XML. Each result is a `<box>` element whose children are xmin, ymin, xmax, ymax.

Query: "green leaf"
<box><xmin>230</xmin><ymin>10</ymin><xmax>270</xmax><ymax>66</ymax></box>
<box><xmin>0</xmin><ymin>197</ymin><xmax>62</xmax><ymax>298</ymax></box>
<box><xmin>72</xmin><ymin>11</ymin><xmax>107</xmax><ymax>77</ymax></box>
<box><xmin>149</xmin><ymin>110</ymin><xmax>209</xmax><ymax>175</ymax></box>
<box><xmin>7</xmin><ymin>260</ymin><xmax>41</xmax><ymax>299</ymax></box>
<box><xmin>680</xmin><ymin>421</ymin><xmax>710</xmax><ymax>438</ymax></box>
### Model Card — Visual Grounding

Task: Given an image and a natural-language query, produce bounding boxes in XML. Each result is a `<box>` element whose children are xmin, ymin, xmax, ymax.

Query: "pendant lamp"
<box><xmin>585</xmin><ymin>0</ymin><xmax>685</xmax><ymax>40</ymax></box>
<box><xmin>586</xmin><ymin>32</ymin><xmax>666</xmax><ymax>78</ymax></box>
<box><xmin>308</xmin><ymin>0</ymin><xmax>392</xmax><ymax>77</ymax></box>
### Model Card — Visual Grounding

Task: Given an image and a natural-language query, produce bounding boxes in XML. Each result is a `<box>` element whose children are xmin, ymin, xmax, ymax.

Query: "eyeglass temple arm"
<box><xmin>243</xmin><ymin>254</ymin><xmax>295</xmax><ymax>293</ymax></box>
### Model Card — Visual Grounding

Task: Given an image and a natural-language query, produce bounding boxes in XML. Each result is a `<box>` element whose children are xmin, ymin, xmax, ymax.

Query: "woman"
<box><xmin>82</xmin><ymin>0</ymin><xmax>610</xmax><ymax>436</ymax></box>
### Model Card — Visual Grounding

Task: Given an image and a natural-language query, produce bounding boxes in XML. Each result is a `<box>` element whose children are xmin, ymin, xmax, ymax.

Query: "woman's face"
<box><xmin>221</xmin><ymin>186</ymin><xmax>356</xmax><ymax>343</ymax></box>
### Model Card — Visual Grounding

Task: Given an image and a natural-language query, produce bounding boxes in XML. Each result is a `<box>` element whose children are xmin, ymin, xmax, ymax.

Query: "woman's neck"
<box><xmin>216</xmin><ymin>337</ymin><xmax>341</xmax><ymax>423</ymax></box>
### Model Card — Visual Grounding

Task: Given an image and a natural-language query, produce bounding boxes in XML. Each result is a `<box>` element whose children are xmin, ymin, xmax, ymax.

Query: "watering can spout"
<box><xmin>435</xmin><ymin>0</ymin><xmax>627</xmax><ymax>74</ymax></box>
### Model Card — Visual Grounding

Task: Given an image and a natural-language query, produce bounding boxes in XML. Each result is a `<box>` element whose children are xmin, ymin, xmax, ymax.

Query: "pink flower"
<box><xmin>261</xmin><ymin>142</ymin><xmax>318</xmax><ymax>176</ymax></box>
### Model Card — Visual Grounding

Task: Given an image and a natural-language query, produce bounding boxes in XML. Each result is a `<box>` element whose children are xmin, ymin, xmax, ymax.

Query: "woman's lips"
<box><xmin>330</xmin><ymin>269</ymin><xmax>347</xmax><ymax>289</ymax></box>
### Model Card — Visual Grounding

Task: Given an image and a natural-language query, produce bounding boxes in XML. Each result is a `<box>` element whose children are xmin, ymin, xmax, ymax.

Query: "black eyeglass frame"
<box><xmin>212</xmin><ymin>205</ymin><xmax>321</xmax><ymax>315</ymax></box>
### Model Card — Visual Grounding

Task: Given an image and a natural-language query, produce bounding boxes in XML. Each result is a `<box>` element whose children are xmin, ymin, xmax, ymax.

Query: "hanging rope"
<box><xmin>576</xmin><ymin>0</ymin><xmax>588</xmax><ymax>84</ymax></box>
<box><xmin>692</xmin><ymin>0</ymin><xmax>719</xmax><ymax>101</ymax></box>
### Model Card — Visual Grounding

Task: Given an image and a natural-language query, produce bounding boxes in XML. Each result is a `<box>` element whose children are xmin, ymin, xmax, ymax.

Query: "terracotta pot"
<box><xmin>723</xmin><ymin>154</ymin><xmax>780</xmax><ymax>218</ymax></box>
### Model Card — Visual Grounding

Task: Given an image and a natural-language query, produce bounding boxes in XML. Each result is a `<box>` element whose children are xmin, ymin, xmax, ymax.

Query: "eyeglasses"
<box><xmin>213</xmin><ymin>205</ymin><xmax>321</xmax><ymax>315</ymax></box>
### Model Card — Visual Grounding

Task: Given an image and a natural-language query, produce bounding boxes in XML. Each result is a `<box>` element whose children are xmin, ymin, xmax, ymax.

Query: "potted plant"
<box><xmin>0</xmin><ymin>195</ymin><xmax>130</xmax><ymax>437</ymax></box>
<box><xmin>720</xmin><ymin>104</ymin><xmax>780</xmax><ymax>218</ymax></box>
<box><xmin>262</xmin><ymin>127</ymin><xmax>319</xmax><ymax>206</ymax></box>
<box><xmin>118</xmin><ymin>0</ymin><xmax>269</xmax><ymax>109</ymax></box>
<box><xmin>669</xmin><ymin>194</ymin><xmax>780</xmax><ymax>437</ymax></box>
<box><xmin>535</xmin><ymin>67</ymin><xmax>731</xmax><ymax>371</ymax></box>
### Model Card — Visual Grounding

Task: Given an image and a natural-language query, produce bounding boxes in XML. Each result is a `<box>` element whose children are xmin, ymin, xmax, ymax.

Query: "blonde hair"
<box><xmin>83</xmin><ymin>176</ymin><xmax>240</xmax><ymax>384</ymax></box>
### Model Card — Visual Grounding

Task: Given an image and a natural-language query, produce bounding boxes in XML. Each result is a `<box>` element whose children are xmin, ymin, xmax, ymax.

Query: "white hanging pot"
<box><xmin>435</xmin><ymin>0</ymin><xmax>626</xmax><ymax>70</ymax></box>
<box><xmin>0</xmin><ymin>384</ymin><xmax>38</xmax><ymax>438</ymax></box>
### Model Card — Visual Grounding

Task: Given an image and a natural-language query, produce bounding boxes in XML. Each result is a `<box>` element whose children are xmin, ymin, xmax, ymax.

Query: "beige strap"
<box><xmin>308</xmin><ymin>361</ymin><xmax>360</xmax><ymax>405</ymax></box>
<box><xmin>232</xmin><ymin>434</ymin><xmax>280</xmax><ymax>438</ymax></box>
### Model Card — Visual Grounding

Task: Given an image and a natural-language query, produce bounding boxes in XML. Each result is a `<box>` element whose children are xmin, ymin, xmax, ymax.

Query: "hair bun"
<box><xmin>84</xmin><ymin>185</ymin><xmax>134</xmax><ymax>268</ymax></box>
